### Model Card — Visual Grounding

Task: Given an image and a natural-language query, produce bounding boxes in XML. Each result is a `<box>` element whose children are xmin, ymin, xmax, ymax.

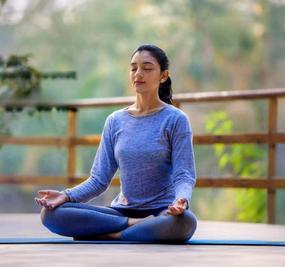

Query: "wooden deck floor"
<box><xmin>0</xmin><ymin>214</ymin><xmax>284</xmax><ymax>267</ymax></box>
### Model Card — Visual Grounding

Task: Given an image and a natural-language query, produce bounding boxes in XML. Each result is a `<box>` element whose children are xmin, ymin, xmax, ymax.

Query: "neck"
<box><xmin>134</xmin><ymin>93</ymin><xmax>165</xmax><ymax>112</ymax></box>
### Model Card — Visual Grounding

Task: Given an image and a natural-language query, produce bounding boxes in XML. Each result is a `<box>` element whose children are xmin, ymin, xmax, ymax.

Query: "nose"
<box><xmin>134</xmin><ymin>68</ymin><xmax>143</xmax><ymax>79</ymax></box>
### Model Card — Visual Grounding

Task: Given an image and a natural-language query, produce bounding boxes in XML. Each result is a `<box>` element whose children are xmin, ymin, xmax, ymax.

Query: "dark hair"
<box><xmin>131</xmin><ymin>44</ymin><xmax>173</xmax><ymax>105</ymax></box>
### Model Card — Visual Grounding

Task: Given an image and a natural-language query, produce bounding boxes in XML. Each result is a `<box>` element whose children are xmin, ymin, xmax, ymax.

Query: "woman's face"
<box><xmin>129</xmin><ymin>50</ymin><xmax>168</xmax><ymax>95</ymax></box>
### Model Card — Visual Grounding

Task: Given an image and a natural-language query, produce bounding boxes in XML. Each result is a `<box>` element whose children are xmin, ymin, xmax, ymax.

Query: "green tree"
<box><xmin>205</xmin><ymin>111</ymin><xmax>267</xmax><ymax>222</ymax></box>
<box><xmin>0</xmin><ymin>54</ymin><xmax>41</xmax><ymax>100</ymax></box>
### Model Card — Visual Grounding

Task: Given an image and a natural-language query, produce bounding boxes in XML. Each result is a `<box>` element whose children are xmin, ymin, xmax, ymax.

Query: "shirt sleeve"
<box><xmin>63</xmin><ymin>114</ymin><xmax>118</xmax><ymax>203</ymax></box>
<box><xmin>171</xmin><ymin>113</ymin><xmax>196</xmax><ymax>206</ymax></box>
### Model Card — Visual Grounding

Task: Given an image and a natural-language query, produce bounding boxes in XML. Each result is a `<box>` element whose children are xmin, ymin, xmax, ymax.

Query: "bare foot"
<box><xmin>78</xmin><ymin>215</ymin><xmax>156</xmax><ymax>241</ymax></box>
<box><xmin>105</xmin><ymin>215</ymin><xmax>155</xmax><ymax>240</ymax></box>
<box><xmin>105</xmin><ymin>231</ymin><xmax>122</xmax><ymax>239</ymax></box>
<box><xmin>127</xmin><ymin>215</ymin><xmax>155</xmax><ymax>226</ymax></box>
<box><xmin>94</xmin><ymin>232</ymin><xmax>121</xmax><ymax>240</ymax></box>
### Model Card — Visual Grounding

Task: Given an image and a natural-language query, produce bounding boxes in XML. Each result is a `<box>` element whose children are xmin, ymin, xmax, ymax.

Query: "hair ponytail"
<box><xmin>159</xmin><ymin>77</ymin><xmax>173</xmax><ymax>105</ymax></box>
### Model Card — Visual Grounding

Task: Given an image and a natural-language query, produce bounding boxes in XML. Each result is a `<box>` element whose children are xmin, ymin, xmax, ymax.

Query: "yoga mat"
<box><xmin>0</xmin><ymin>238</ymin><xmax>284</xmax><ymax>246</ymax></box>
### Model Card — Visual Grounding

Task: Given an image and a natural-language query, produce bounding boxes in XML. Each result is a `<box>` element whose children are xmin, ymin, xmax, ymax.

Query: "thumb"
<box><xmin>177</xmin><ymin>198</ymin><xmax>187</xmax><ymax>208</ymax></box>
<box><xmin>38</xmin><ymin>190</ymin><xmax>50</xmax><ymax>196</ymax></box>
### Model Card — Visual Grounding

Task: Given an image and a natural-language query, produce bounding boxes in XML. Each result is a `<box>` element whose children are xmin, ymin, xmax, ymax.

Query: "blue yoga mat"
<box><xmin>0</xmin><ymin>237</ymin><xmax>284</xmax><ymax>246</ymax></box>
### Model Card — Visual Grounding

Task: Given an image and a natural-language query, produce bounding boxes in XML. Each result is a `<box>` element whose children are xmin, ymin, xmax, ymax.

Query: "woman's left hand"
<box><xmin>167</xmin><ymin>198</ymin><xmax>188</xmax><ymax>216</ymax></box>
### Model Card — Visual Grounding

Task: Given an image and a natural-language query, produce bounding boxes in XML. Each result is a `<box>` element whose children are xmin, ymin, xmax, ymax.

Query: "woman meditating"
<box><xmin>35</xmin><ymin>44</ymin><xmax>197</xmax><ymax>242</ymax></box>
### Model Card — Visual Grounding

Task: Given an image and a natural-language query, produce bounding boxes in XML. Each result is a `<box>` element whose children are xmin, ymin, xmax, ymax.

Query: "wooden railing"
<box><xmin>1</xmin><ymin>88</ymin><xmax>285</xmax><ymax>223</ymax></box>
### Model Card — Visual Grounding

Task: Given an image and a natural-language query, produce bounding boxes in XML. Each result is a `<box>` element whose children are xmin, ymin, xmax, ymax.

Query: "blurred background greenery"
<box><xmin>0</xmin><ymin>0</ymin><xmax>284</xmax><ymax>224</ymax></box>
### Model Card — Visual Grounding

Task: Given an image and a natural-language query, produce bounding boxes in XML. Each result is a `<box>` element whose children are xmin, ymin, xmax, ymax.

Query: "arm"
<box><xmin>63</xmin><ymin>115</ymin><xmax>118</xmax><ymax>203</ymax></box>
<box><xmin>171</xmin><ymin>113</ymin><xmax>196</xmax><ymax>209</ymax></box>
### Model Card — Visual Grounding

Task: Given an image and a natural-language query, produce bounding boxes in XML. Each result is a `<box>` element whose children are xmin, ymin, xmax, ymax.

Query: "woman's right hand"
<box><xmin>34</xmin><ymin>190</ymin><xmax>69</xmax><ymax>210</ymax></box>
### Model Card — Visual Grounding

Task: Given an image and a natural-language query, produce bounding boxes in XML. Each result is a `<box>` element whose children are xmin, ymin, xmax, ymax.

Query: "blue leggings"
<box><xmin>40</xmin><ymin>202</ymin><xmax>197</xmax><ymax>242</ymax></box>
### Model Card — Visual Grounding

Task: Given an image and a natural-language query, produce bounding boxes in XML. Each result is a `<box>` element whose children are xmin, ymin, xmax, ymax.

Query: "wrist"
<box><xmin>64</xmin><ymin>193</ymin><xmax>70</xmax><ymax>202</ymax></box>
<box><xmin>61</xmin><ymin>191</ymin><xmax>70</xmax><ymax>202</ymax></box>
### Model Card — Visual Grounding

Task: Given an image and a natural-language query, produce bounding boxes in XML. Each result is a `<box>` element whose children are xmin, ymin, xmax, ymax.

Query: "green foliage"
<box><xmin>0</xmin><ymin>54</ymin><xmax>42</xmax><ymax>150</ymax></box>
<box><xmin>0</xmin><ymin>54</ymin><xmax>41</xmax><ymax>99</ymax></box>
<box><xmin>205</xmin><ymin>111</ymin><xmax>267</xmax><ymax>222</ymax></box>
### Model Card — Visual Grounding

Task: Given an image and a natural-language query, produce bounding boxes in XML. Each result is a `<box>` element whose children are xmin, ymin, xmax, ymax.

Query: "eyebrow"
<box><xmin>130</xmin><ymin>62</ymin><xmax>155</xmax><ymax>66</ymax></box>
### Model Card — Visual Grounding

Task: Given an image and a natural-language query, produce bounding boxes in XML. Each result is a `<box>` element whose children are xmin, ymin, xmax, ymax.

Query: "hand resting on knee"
<box><xmin>34</xmin><ymin>190</ymin><xmax>70</xmax><ymax>210</ymax></box>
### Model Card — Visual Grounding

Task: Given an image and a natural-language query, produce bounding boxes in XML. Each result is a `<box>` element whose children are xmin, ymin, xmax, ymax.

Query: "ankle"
<box><xmin>128</xmin><ymin>218</ymin><xmax>134</xmax><ymax>226</ymax></box>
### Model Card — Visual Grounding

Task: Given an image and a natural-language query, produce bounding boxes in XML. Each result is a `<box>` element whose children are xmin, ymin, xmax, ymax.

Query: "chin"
<box><xmin>134</xmin><ymin>87</ymin><xmax>146</xmax><ymax>93</ymax></box>
<box><xmin>135</xmin><ymin>89</ymin><xmax>149</xmax><ymax>95</ymax></box>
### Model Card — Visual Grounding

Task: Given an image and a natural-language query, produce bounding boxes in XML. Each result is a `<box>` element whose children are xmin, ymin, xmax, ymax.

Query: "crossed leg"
<box><xmin>40</xmin><ymin>202</ymin><xmax>197</xmax><ymax>242</ymax></box>
<box><xmin>107</xmin><ymin>209</ymin><xmax>197</xmax><ymax>242</ymax></box>
<box><xmin>41</xmin><ymin>202</ymin><xmax>153</xmax><ymax>239</ymax></box>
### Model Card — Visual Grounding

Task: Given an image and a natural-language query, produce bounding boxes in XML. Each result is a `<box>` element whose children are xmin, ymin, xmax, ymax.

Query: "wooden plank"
<box><xmin>0</xmin><ymin>175</ymin><xmax>65</xmax><ymax>185</ymax></box>
<box><xmin>267</xmin><ymin>97</ymin><xmax>277</xmax><ymax>224</ymax></box>
<box><xmin>67</xmin><ymin>110</ymin><xmax>77</xmax><ymax>186</ymax></box>
<box><xmin>0</xmin><ymin>135</ymin><xmax>101</xmax><ymax>146</ymax></box>
<box><xmin>196</xmin><ymin>177</ymin><xmax>285</xmax><ymax>189</ymax></box>
<box><xmin>73</xmin><ymin>135</ymin><xmax>101</xmax><ymax>145</ymax></box>
<box><xmin>174</xmin><ymin>88</ymin><xmax>285</xmax><ymax>103</ymax></box>
<box><xmin>194</xmin><ymin>133</ymin><xmax>285</xmax><ymax>144</ymax></box>
<box><xmin>1</xmin><ymin>175</ymin><xmax>285</xmax><ymax>189</ymax></box>
<box><xmin>1</xmin><ymin>88</ymin><xmax>285</xmax><ymax>109</ymax></box>
<box><xmin>0</xmin><ymin>136</ymin><xmax>67</xmax><ymax>146</ymax></box>
<box><xmin>2</xmin><ymin>133</ymin><xmax>285</xmax><ymax>146</ymax></box>
<box><xmin>0</xmin><ymin>175</ymin><xmax>121</xmax><ymax>186</ymax></box>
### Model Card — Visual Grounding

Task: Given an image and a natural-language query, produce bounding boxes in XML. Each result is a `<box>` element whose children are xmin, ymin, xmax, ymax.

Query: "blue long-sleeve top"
<box><xmin>64</xmin><ymin>104</ymin><xmax>196</xmax><ymax>210</ymax></box>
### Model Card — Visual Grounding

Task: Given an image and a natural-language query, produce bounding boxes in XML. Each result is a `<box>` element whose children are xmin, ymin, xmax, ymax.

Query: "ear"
<box><xmin>160</xmin><ymin>70</ymin><xmax>169</xmax><ymax>83</ymax></box>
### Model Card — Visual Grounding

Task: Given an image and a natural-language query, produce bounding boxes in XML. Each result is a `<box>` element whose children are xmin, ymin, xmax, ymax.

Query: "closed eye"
<box><xmin>131</xmin><ymin>68</ymin><xmax>153</xmax><ymax>71</ymax></box>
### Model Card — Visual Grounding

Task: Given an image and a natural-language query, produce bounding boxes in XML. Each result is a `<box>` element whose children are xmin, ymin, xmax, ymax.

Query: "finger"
<box><xmin>37</xmin><ymin>199</ymin><xmax>44</xmax><ymax>207</ymax></box>
<box><xmin>166</xmin><ymin>209</ymin><xmax>174</xmax><ymax>215</ymax></box>
<box><xmin>35</xmin><ymin>198</ymin><xmax>45</xmax><ymax>207</ymax></box>
<box><xmin>176</xmin><ymin>199</ymin><xmax>186</xmax><ymax>207</ymax></box>
<box><xmin>34</xmin><ymin>198</ymin><xmax>41</xmax><ymax>206</ymax></box>
<box><xmin>176</xmin><ymin>198</ymin><xmax>187</xmax><ymax>207</ymax></box>
<box><xmin>176</xmin><ymin>207</ymin><xmax>184</xmax><ymax>214</ymax></box>
<box><xmin>167</xmin><ymin>206</ymin><xmax>174</xmax><ymax>213</ymax></box>
<box><xmin>176</xmin><ymin>205</ymin><xmax>185</xmax><ymax>211</ymax></box>
<box><xmin>42</xmin><ymin>199</ymin><xmax>55</xmax><ymax>209</ymax></box>
<box><xmin>176</xmin><ymin>203</ymin><xmax>186</xmax><ymax>210</ymax></box>
<box><xmin>170</xmin><ymin>205</ymin><xmax>181</xmax><ymax>211</ymax></box>
<box><xmin>168</xmin><ymin>206</ymin><xmax>184</xmax><ymax>215</ymax></box>
<box><xmin>41</xmin><ymin>199</ymin><xmax>49</xmax><ymax>208</ymax></box>
<box><xmin>38</xmin><ymin>190</ymin><xmax>50</xmax><ymax>196</ymax></box>
<box><xmin>167</xmin><ymin>201</ymin><xmax>186</xmax><ymax>214</ymax></box>
<box><xmin>166</xmin><ymin>205</ymin><xmax>174</xmax><ymax>213</ymax></box>
<box><xmin>167</xmin><ymin>206</ymin><xmax>178</xmax><ymax>215</ymax></box>
<box><xmin>167</xmin><ymin>209</ymin><xmax>179</xmax><ymax>216</ymax></box>
<box><xmin>176</xmin><ymin>198</ymin><xmax>183</xmax><ymax>204</ymax></box>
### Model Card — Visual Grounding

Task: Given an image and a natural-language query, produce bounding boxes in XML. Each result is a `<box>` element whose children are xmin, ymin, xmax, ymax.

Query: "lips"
<box><xmin>134</xmin><ymin>81</ymin><xmax>145</xmax><ymax>85</ymax></box>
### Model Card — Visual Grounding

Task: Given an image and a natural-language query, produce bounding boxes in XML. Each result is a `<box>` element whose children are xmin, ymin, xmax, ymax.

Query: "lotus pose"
<box><xmin>35</xmin><ymin>44</ymin><xmax>197</xmax><ymax>242</ymax></box>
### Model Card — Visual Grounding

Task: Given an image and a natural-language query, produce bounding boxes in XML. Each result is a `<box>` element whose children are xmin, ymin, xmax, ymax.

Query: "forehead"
<box><xmin>130</xmin><ymin>50</ymin><xmax>159</xmax><ymax>65</ymax></box>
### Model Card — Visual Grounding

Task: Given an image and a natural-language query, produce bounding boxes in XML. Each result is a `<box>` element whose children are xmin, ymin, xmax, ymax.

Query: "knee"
<box><xmin>40</xmin><ymin>205</ymin><xmax>62</xmax><ymax>228</ymax></box>
<box><xmin>40</xmin><ymin>202</ymin><xmax>70</xmax><ymax>226</ymax></box>
<box><xmin>40</xmin><ymin>207</ymin><xmax>53</xmax><ymax>227</ymax></box>
<box><xmin>175</xmin><ymin>210</ymin><xmax>197</xmax><ymax>241</ymax></box>
<box><xmin>40</xmin><ymin>207</ymin><xmax>46</xmax><ymax>222</ymax></box>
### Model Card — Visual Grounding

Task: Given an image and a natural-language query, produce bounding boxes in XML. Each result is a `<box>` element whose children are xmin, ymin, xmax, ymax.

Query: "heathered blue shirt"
<box><xmin>64</xmin><ymin>104</ymin><xmax>196</xmax><ymax>210</ymax></box>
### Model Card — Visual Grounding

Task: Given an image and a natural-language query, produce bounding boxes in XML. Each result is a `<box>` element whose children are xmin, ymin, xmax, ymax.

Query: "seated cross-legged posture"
<box><xmin>35</xmin><ymin>44</ymin><xmax>198</xmax><ymax>242</ymax></box>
